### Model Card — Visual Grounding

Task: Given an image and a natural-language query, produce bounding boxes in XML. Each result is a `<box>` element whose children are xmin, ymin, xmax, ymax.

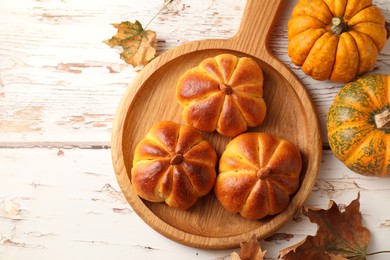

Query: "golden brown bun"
<box><xmin>176</xmin><ymin>54</ymin><xmax>266</xmax><ymax>137</ymax></box>
<box><xmin>131</xmin><ymin>121</ymin><xmax>217</xmax><ymax>210</ymax></box>
<box><xmin>215</xmin><ymin>133</ymin><xmax>302</xmax><ymax>220</ymax></box>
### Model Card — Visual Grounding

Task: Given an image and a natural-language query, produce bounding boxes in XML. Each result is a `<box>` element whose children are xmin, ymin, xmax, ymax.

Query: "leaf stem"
<box><xmin>144</xmin><ymin>0</ymin><xmax>174</xmax><ymax>29</ymax></box>
<box><xmin>367</xmin><ymin>250</ymin><xmax>390</xmax><ymax>256</ymax></box>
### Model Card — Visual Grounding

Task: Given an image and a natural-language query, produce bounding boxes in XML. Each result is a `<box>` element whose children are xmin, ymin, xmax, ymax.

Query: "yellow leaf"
<box><xmin>104</xmin><ymin>21</ymin><xmax>156</xmax><ymax>67</ymax></box>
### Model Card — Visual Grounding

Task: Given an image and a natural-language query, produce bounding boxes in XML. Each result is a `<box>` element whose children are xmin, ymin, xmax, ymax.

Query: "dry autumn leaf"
<box><xmin>104</xmin><ymin>20</ymin><xmax>156</xmax><ymax>67</ymax></box>
<box><xmin>230</xmin><ymin>235</ymin><xmax>266</xmax><ymax>260</ymax></box>
<box><xmin>279</xmin><ymin>193</ymin><xmax>370</xmax><ymax>260</ymax></box>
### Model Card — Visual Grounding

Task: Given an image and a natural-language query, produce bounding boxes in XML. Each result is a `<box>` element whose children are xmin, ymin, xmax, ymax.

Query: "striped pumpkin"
<box><xmin>327</xmin><ymin>74</ymin><xmax>390</xmax><ymax>177</ymax></box>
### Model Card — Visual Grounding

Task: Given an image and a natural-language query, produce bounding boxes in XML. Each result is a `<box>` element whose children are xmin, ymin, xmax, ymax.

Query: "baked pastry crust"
<box><xmin>131</xmin><ymin>121</ymin><xmax>217</xmax><ymax>210</ymax></box>
<box><xmin>215</xmin><ymin>132</ymin><xmax>302</xmax><ymax>220</ymax></box>
<box><xmin>176</xmin><ymin>54</ymin><xmax>266</xmax><ymax>137</ymax></box>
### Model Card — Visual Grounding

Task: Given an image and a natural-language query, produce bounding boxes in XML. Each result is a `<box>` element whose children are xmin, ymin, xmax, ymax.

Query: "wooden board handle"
<box><xmin>231</xmin><ymin>0</ymin><xmax>284</xmax><ymax>57</ymax></box>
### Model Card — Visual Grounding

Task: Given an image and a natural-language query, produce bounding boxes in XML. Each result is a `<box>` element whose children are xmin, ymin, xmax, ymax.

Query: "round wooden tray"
<box><xmin>111</xmin><ymin>0</ymin><xmax>322</xmax><ymax>249</ymax></box>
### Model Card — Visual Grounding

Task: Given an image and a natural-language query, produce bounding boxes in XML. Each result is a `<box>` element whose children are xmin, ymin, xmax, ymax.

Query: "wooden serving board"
<box><xmin>111</xmin><ymin>0</ymin><xmax>322</xmax><ymax>249</ymax></box>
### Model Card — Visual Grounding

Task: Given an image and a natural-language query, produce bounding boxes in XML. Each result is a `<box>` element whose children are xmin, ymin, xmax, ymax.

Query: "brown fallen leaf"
<box><xmin>104</xmin><ymin>21</ymin><xmax>156</xmax><ymax>67</ymax></box>
<box><xmin>230</xmin><ymin>235</ymin><xmax>266</xmax><ymax>260</ymax></box>
<box><xmin>279</xmin><ymin>193</ymin><xmax>370</xmax><ymax>260</ymax></box>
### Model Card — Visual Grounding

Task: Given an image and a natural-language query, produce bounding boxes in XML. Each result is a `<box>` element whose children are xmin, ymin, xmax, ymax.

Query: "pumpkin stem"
<box><xmin>330</xmin><ymin>17</ymin><xmax>347</xmax><ymax>35</ymax></box>
<box><xmin>374</xmin><ymin>108</ymin><xmax>390</xmax><ymax>129</ymax></box>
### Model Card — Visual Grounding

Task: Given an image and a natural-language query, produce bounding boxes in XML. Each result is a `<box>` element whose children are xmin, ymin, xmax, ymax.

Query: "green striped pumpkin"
<box><xmin>327</xmin><ymin>74</ymin><xmax>390</xmax><ymax>177</ymax></box>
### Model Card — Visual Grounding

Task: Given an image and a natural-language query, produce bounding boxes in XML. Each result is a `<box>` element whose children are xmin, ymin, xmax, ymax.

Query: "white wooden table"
<box><xmin>1</xmin><ymin>0</ymin><xmax>390</xmax><ymax>259</ymax></box>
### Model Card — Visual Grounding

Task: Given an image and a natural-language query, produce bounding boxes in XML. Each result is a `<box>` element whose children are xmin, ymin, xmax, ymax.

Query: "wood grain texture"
<box><xmin>1</xmin><ymin>0</ymin><xmax>389</xmax><ymax>143</ymax></box>
<box><xmin>1</xmin><ymin>148</ymin><xmax>389</xmax><ymax>259</ymax></box>
<box><xmin>0</xmin><ymin>0</ymin><xmax>246</xmax><ymax>144</ymax></box>
<box><xmin>111</xmin><ymin>0</ymin><xmax>321</xmax><ymax>249</ymax></box>
<box><xmin>1</xmin><ymin>0</ymin><xmax>390</xmax><ymax>258</ymax></box>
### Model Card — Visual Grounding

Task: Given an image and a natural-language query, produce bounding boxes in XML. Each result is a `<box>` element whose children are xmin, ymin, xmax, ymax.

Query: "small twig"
<box><xmin>144</xmin><ymin>0</ymin><xmax>174</xmax><ymax>29</ymax></box>
<box><xmin>367</xmin><ymin>250</ymin><xmax>390</xmax><ymax>256</ymax></box>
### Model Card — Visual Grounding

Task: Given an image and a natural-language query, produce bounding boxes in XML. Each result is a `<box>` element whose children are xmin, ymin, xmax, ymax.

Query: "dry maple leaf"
<box><xmin>104</xmin><ymin>20</ymin><xmax>156</xmax><ymax>67</ymax></box>
<box><xmin>230</xmin><ymin>235</ymin><xmax>266</xmax><ymax>260</ymax></box>
<box><xmin>279</xmin><ymin>193</ymin><xmax>370</xmax><ymax>260</ymax></box>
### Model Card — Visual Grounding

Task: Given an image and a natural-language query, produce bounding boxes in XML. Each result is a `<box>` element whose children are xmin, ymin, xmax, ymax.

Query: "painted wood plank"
<box><xmin>1</xmin><ymin>0</ymin><xmax>390</xmax><ymax>259</ymax></box>
<box><xmin>1</xmin><ymin>0</ymin><xmax>388</xmax><ymax>143</ymax></box>
<box><xmin>1</xmin><ymin>148</ymin><xmax>389</xmax><ymax>259</ymax></box>
<box><xmin>0</xmin><ymin>0</ymin><xmax>245</xmax><ymax>143</ymax></box>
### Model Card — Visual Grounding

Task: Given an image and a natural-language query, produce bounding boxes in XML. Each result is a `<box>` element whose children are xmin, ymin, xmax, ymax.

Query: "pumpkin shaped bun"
<box><xmin>176</xmin><ymin>54</ymin><xmax>266</xmax><ymax>137</ymax></box>
<box><xmin>327</xmin><ymin>74</ymin><xmax>390</xmax><ymax>177</ymax></box>
<box><xmin>131</xmin><ymin>121</ymin><xmax>217</xmax><ymax>210</ymax></box>
<box><xmin>288</xmin><ymin>0</ymin><xmax>388</xmax><ymax>82</ymax></box>
<box><xmin>215</xmin><ymin>133</ymin><xmax>302</xmax><ymax>220</ymax></box>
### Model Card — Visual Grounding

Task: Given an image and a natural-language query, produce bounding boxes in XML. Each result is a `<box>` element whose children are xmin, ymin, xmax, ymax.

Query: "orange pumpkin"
<box><xmin>327</xmin><ymin>74</ymin><xmax>390</xmax><ymax>177</ymax></box>
<box><xmin>288</xmin><ymin>0</ymin><xmax>388</xmax><ymax>82</ymax></box>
